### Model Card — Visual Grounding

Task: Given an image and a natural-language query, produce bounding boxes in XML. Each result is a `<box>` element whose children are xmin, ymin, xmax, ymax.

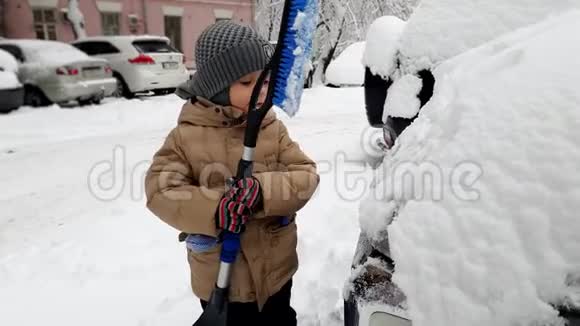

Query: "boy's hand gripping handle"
<box><xmin>216</xmin><ymin>152</ymin><xmax>254</xmax><ymax>289</ymax></box>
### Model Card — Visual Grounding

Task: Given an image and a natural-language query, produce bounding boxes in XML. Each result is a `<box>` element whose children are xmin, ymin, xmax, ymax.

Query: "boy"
<box><xmin>145</xmin><ymin>21</ymin><xmax>319</xmax><ymax>326</ymax></box>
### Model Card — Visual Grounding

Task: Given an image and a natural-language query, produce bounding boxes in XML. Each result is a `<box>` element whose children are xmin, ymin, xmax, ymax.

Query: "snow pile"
<box><xmin>0</xmin><ymin>71</ymin><xmax>20</xmax><ymax>90</ymax></box>
<box><xmin>19</xmin><ymin>40</ymin><xmax>93</xmax><ymax>65</ymax></box>
<box><xmin>398</xmin><ymin>0</ymin><xmax>580</xmax><ymax>73</ymax></box>
<box><xmin>0</xmin><ymin>87</ymin><xmax>367</xmax><ymax>326</ymax></box>
<box><xmin>325</xmin><ymin>42</ymin><xmax>365</xmax><ymax>87</ymax></box>
<box><xmin>361</xmin><ymin>10</ymin><xmax>580</xmax><ymax>326</ymax></box>
<box><xmin>363</xmin><ymin>16</ymin><xmax>406</xmax><ymax>78</ymax></box>
<box><xmin>0</xmin><ymin>95</ymin><xmax>183</xmax><ymax>150</ymax></box>
<box><xmin>0</xmin><ymin>49</ymin><xmax>19</xmax><ymax>72</ymax></box>
<box><xmin>384</xmin><ymin>74</ymin><xmax>422</xmax><ymax>119</ymax></box>
<box><xmin>0</xmin><ymin>49</ymin><xmax>21</xmax><ymax>90</ymax></box>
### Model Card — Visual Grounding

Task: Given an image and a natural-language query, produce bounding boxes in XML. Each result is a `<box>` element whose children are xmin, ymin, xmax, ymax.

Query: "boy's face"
<box><xmin>229</xmin><ymin>70</ymin><xmax>269</xmax><ymax>112</ymax></box>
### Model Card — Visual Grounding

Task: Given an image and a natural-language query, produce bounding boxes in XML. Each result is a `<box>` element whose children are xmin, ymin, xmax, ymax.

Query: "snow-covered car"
<box><xmin>345</xmin><ymin>1</ymin><xmax>580</xmax><ymax>326</ymax></box>
<box><xmin>0</xmin><ymin>40</ymin><xmax>115</xmax><ymax>107</ymax></box>
<box><xmin>325</xmin><ymin>42</ymin><xmax>365</xmax><ymax>87</ymax></box>
<box><xmin>0</xmin><ymin>49</ymin><xmax>24</xmax><ymax>113</ymax></box>
<box><xmin>72</xmin><ymin>36</ymin><xmax>189</xmax><ymax>98</ymax></box>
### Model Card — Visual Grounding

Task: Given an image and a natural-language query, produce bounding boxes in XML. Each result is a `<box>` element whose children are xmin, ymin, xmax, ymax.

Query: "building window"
<box><xmin>164</xmin><ymin>16</ymin><xmax>182</xmax><ymax>52</ymax></box>
<box><xmin>101</xmin><ymin>12</ymin><xmax>120</xmax><ymax>36</ymax></box>
<box><xmin>33</xmin><ymin>8</ymin><xmax>57</xmax><ymax>40</ymax></box>
<box><xmin>214</xmin><ymin>9</ymin><xmax>233</xmax><ymax>23</ymax></box>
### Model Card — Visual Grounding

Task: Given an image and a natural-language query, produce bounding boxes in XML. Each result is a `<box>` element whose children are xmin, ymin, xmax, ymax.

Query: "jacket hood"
<box><xmin>178</xmin><ymin>97</ymin><xmax>277</xmax><ymax>128</ymax></box>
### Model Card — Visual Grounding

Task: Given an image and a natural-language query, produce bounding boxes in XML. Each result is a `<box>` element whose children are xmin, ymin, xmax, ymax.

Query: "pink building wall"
<box><xmin>2</xmin><ymin>0</ymin><xmax>255</xmax><ymax>67</ymax></box>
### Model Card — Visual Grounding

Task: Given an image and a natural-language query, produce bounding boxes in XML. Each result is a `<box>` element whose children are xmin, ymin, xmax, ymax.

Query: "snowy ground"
<box><xmin>0</xmin><ymin>87</ymin><xmax>372</xmax><ymax>326</ymax></box>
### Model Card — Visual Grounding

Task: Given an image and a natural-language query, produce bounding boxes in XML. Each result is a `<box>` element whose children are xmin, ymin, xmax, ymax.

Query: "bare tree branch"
<box><xmin>253</xmin><ymin>0</ymin><xmax>420</xmax><ymax>84</ymax></box>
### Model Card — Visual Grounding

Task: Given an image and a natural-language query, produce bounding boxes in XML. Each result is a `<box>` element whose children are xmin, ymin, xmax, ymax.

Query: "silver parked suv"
<box><xmin>0</xmin><ymin>40</ymin><xmax>116</xmax><ymax>107</ymax></box>
<box><xmin>72</xmin><ymin>36</ymin><xmax>190</xmax><ymax>98</ymax></box>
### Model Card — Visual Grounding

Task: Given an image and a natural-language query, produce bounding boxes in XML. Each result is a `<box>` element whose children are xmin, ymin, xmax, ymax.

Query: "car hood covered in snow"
<box><xmin>359</xmin><ymin>9</ymin><xmax>580</xmax><ymax>326</ymax></box>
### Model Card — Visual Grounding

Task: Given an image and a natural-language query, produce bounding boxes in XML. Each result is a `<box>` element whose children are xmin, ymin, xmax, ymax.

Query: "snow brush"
<box><xmin>192</xmin><ymin>1</ymin><xmax>317</xmax><ymax>326</ymax></box>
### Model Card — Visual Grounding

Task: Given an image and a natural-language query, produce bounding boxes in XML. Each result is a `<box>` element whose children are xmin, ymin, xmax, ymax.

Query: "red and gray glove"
<box><xmin>215</xmin><ymin>177</ymin><xmax>262</xmax><ymax>234</ymax></box>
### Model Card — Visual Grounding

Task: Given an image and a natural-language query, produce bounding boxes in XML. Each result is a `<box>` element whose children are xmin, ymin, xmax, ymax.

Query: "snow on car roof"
<box><xmin>0</xmin><ymin>39</ymin><xmax>93</xmax><ymax>65</ymax></box>
<box><xmin>1</xmin><ymin>39</ymin><xmax>67</xmax><ymax>49</ymax></box>
<box><xmin>396</xmin><ymin>0</ymin><xmax>580</xmax><ymax>74</ymax></box>
<box><xmin>72</xmin><ymin>35</ymin><xmax>170</xmax><ymax>43</ymax></box>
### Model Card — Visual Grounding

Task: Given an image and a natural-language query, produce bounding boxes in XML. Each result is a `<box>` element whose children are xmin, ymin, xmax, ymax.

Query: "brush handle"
<box><xmin>216</xmin><ymin>145</ymin><xmax>257</xmax><ymax>288</ymax></box>
<box><xmin>215</xmin><ymin>9</ymin><xmax>281</xmax><ymax>287</ymax></box>
<box><xmin>216</xmin><ymin>232</ymin><xmax>239</xmax><ymax>289</ymax></box>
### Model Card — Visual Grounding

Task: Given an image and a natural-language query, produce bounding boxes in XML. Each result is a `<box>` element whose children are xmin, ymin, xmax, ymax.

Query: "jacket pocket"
<box><xmin>267</xmin><ymin>222</ymin><xmax>298</xmax><ymax>284</ymax></box>
<box><xmin>187</xmin><ymin>244</ymin><xmax>221</xmax><ymax>285</ymax></box>
<box><xmin>187</xmin><ymin>244</ymin><xmax>221</xmax><ymax>267</ymax></box>
<box><xmin>265</xmin><ymin>215</ymin><xmax>296</xmax><ymax>233</ymax></box>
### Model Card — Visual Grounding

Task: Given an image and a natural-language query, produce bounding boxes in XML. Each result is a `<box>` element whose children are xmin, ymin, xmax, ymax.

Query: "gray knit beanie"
<box><xmin>176</xmin><ymin>21</ymin><xmax>274</xmax><ymax>102</ymax></box>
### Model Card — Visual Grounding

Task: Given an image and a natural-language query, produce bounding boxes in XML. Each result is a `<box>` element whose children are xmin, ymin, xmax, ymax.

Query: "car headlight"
<box><xmin>369</xmin><ymin>311</ymin><xmax>412</xmax><ymax>326</ymax></box>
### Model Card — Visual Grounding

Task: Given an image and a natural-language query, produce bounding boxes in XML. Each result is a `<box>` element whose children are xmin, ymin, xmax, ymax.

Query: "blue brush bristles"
<box><xmin>272</xmin><ymin>0</ymin><xmax>318</xmax><ymax>117</ymax></box>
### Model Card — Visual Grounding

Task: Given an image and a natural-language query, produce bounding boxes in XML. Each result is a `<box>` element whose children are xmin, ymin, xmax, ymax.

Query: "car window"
<box><xmin>72</xmin><ymin>42</ymin><xmax>90</xmax><ymax>54</ymax></box>
<box><xmin>73</xmin><ymin>41</ymin><xmax>120</xmax><ymax>55</ymax></box>
<box><xmin>72</xmin><ymin>42</ymin><xmax>93</xmax><ymax>55</ymax></box>
<box><xmin>0</xmin><ymin>45</ymin><xmax>25</xmax><ymax>62</ymax></box>
<box><xmin>133</xmin><ymin>40</ymin><xmax>178</xmax><ymax>53</ymax></box>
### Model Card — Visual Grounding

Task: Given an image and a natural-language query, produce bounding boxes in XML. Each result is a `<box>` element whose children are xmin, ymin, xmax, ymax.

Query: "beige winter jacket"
<box><xmin>145</xmin><ymin>97</ymin><xmax>319</xmax><ymax>309</ymax></box>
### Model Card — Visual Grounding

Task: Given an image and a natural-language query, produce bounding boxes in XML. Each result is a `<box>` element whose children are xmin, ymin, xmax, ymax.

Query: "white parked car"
<box><xmin>72</xmin><ymin>36</ymin><xmax>189</xmax><ymax>98</ymax></box>
<box><xmin>0</xmin><ymin>40</ymin><xmax>115</xmax><ymax>107</ymax></box>
<box><xmin>325</xmin><ymin>42</ymin><xmax>366</xmax><ymax>87</ymax></box>
<box><xmin>0</xmin><ymin>49</ymin><xmax>24</xmax><ymax>113</ymax></box>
